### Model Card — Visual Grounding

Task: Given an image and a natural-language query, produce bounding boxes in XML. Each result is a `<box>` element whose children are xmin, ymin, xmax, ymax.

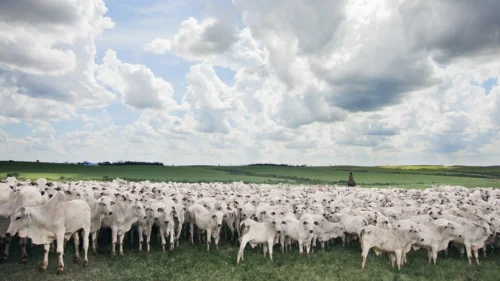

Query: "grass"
<box><xmin>1</xmin><ymin>161</ymin><xmax>500</xmax><ymax>188</ymax></box>
<box><xmin>1</xmin><ymin>234</ymin><xmax>500</xmax><ymax>281</ymax></box>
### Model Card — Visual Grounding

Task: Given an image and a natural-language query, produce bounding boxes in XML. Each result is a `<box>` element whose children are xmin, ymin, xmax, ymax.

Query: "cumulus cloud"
<box><xmin>144</xmin><ymin>38</ymin><xmax>172</xmax><ymax>54</ymax></box>
<box><xmin>184</xmin><ymin>63</ymin><xmax>235</xmax><ymax>133</ymax></box>
<box><xmin>145</xmin><ymin>19</ymin><xmax>265</xmax><ymax>70</ymax></box>
<box><xmin>97</xmin><ymin>49</ymin><xmax>178</xmax><ymax>110</ymax></box>
<box><xmin>0</xmin><ymin>0</ymin><xmax>115</xmax><ymax>115</ymax></box>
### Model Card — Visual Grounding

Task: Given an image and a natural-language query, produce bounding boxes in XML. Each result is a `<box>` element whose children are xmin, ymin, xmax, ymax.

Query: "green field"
<box><xmin>1</xmin><ymin>233</ymin><xmax>500</xmax><ymax>281</ymax></box>
<box><xmin>1</xmin><ymin>161</ymin><xmax>500</xmax><ymax>189</ymax></box>
<box><xmin>2</xmin><ymin>161</ymin><xmax>500</xmax><ymax>280</ymax></box>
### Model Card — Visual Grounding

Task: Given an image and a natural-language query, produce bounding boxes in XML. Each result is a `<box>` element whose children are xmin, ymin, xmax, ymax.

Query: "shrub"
<box><xmin>6</xmin><ymin>172</ymin><xmax>20</xmax><ymax>178</ymax></box>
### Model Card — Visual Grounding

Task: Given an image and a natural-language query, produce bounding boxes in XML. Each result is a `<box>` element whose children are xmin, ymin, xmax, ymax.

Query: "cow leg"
<box><xmin>342</xmin><ymin>234</ymin><xmax>346</xmax><ymax>247</ymax></box>
<box><xmin>146</xmin><ymin>232</ymin><xmax>152</xmax><ymax>253</ymax></box>
<box><xmin>280</xmin><ymin>235</ymin><xmax>285</xmax><ymax>254</ymax></box>
<box><xmin>138</xmin><ymin>226</ymin><xmax>144</xmax><ymax>252</ymax></box>
<box><xmin>206</xmin><ymin>229</ymin><xmax>212</xmax><ymax>253</ymax></box>
<box><xmin>237</xmin><ymin>236</ymin><xmax>249</xmax><ymax>265</ymax></box>
<box><xmin>482</xmin><ymin>247</ymin><xmax>487</xmax><ymax>258</ymax></box>
<box><xmin>169</xmin><ymin>225</ymin><xmax>175</xmax><ymax>251</ymax></box>
<box><xmin>321</xmin><ymin>241</ymin><xmax>325</xmax><ymax>252</ymax></box>
<box><xmin>56</xmin><ymin>234</ymin><xmax>65</xmax><ymax>274</ymax></box>
<box><xmin>465</xmin><ymin>244</ymin><xmax>472</xmax><ymax>265</ymax></box>
<box><xmin>390</xmin><ymin>253</ymin><xmax>395</xmax><ymax>269</ymax></box>
<box><xmin>159</xmin><ymin>228</ymin><xmax>166</xmax><ymax>253</ymax></box>
<box><xmin>263</xmin><ymin>244</ymin><xmax>267</xmax><ymax>257</ymax></box>
<box><xmin>91</xmin><ymin>231</ymin><xmax>98</xmax><ymax>255</ymax></box>
<box><xmin>189</xmin><ymin>223</ymin><xmax>194</xmax><ymax>244</ymax></box>
<box><xmin>111</xmin><ymin>228</ymin><xmax>118</xmax><ymax>256</ymax></box>
<box><xmin>72</xmin><ymin>232</ymin><xmax>80</xmax><ymax>263</ymax></box>
<box><xmin>395</xmin><ymin>250</ymin><xmax>403</xmax><ymax>270</ymax></box>
<box><xmin>432</xmin><ymin>248</ymin><xmax>438</xmax><ymax>265</ymax></box>
<box><xmin>268</xmin><ymin>239</ymin><xmax>274</xmax><ymax>262</ymax></box>
<box><xmin>119</xmin><ymin>233</ymin><xmax>125</xmax><ymax>256</ymax></box>
<box><xmin>459</xmin><ymin>245</ymin><xmax>465</xmax><ymax>258</ymax></box>
<box><xmin>473</xmin><ymin>248</ymin><xmax>480</xmax><ymax>266</ymax></box>
<box><xmin>3</xmin><ymin>235</ymin><xmax>11</xmax><ymax>261</ymax></box>
<box><xmin>81</xmin><ymin>228</ymin><xmax>89</xmax><ymax>267</ymax></box>
<box><xmin>298</xmin><ymin>240</ymin><xmax>304</xmax><ymax>255</ymax></box>
<box><xmin>37</xmin><ymin>243</ymin><xmax>50</xmax><ymax>272</ymax></box>
<box><xmin>427</xmin><ymin>249</ymin><xmax>432</xmax><ymax>264</ymax></box>
<box><xmin>19</xmin><ymin>237</ymin><xmax>28</xmax><ymax>263</ymax></box>
<box><xmin>361</xmin><ymin>247</ymin><xmax>369</xmax><ymax>270</ymax></box>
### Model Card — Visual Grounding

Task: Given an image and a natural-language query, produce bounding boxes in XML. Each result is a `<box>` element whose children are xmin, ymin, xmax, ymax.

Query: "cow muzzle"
<box><xmin>277</xmin><ymin>231</ymin><xmax>281</xmax><ymax>234</ymax></box>
<box><xmin>218</xmin><ymin>224</ymin><xmax>222</xmax><ymax>227</ymax></box>
<box><xmin>108</xmin><ymin>212</ymin><xmax>113</xmax><ymax>215</ymax></box>
<box><xmin>5</xmin><ymin>232</ymin><xmax>11</xmax><ymax>237</ymax></box>
<box><xmin>309</xmin><ymin>230</ymin><xmax>313</xmax><ymax>234</ymax></box>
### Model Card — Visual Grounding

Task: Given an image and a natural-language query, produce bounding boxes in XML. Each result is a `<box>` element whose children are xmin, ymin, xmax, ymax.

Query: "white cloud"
<box><xmin>0</xmin><ymin>128</ymin><xmax>7</xmax><ymax>143</ymax></box>
<box><xmin>0</xmin><ymin>0</ymin><xmax>116</xmax><ymax>118</ymax></box>
<box><xmin>145</xmin><ymin>18</ymin><xmax>266</xmax><ymax>70</ymax></box>
<box><xmin>144</xmin><ymin>38</ymin><xmax>172</xmax><ymax>54</ymax></box>
<box><xmin>97</xmin><ymin>49</ymin><xmax>179</xmax><ymax>110</ymax></box>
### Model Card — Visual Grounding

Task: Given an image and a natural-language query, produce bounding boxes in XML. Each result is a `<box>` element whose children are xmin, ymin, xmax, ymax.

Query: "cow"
<box><xmin>101</xmin><ymin>197</ymin><xmax>147</xmax><ymax>256</ymax></box>
<box><xmin>187</xmin><ymin>203</ymin><xmax>224</xmax><ymax>252</ymax></box>
<box><xmin>6</xmin><ymin>192</ymin><xmax>91</xmax><ymax>274</ymax></box>
<box><xmin>360</xmin><ymin>225</ymin><xmax>423</xmax><ymax>270</ymax></box>
<box><xmin>237</xmin><ymin>218</ymin><xmax>281</xmax><ymax>265</ymax></box>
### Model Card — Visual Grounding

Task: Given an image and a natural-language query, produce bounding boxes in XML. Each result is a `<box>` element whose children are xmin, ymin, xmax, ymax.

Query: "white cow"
<box><xmin>187</xmin><ymin>204</ymin><xmax>224</xmax><ymax>252</ymax></box>
<box><xmin>101</xmin><ymin>197</ymin><xmax>147</xmax><ymax>256</ymax></box>
<box><xmin>237</xmin><ymin>218</ymin><xmax>281</xmax><ymax>264</ymax></box>
<box><xmin>6</xmin><ymin>192</ymin><xmax>91</xmax><ymax>274</ymax></box>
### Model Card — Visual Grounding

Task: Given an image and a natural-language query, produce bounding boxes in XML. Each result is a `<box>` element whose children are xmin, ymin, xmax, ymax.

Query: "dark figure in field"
<box><xmin>348</xmin><ymin>172</ymin><xmax>355</xmax><ymax>187</ymax></box>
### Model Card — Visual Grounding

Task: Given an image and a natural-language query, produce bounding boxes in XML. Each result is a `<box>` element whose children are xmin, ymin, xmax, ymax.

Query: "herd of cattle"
<box><xmin>0</xmin><ymin>176</ymin><xmax>499</xmax><ymax>274</ymax></box>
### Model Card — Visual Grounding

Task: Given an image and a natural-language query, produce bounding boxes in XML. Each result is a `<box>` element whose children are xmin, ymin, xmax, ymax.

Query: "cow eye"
<box><xmin>272</xmin><ymin>222</ymin><xmax>276</xmax><ymax>224</ymax></box>
<box><xmin>303</xmin><ymin>222</ymin><xmax>307</xmax><ymax>225</ymax></box>
<box><xmin>15</xmin><ymin>216</ymin><xmax>22</xmax><ymax>221</ymax></box>
<box><xmin>282</xmin><ymin>222</ymin><xmax>286</xmax><ymax>224</ymax></box>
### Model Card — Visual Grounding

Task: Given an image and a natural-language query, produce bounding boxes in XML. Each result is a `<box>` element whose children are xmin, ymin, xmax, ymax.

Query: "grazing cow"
<box><xmin>6</xmin><ymin>192</ymin><xmax>91</xmax><ymax>274</ymax></box>
<box><xmin>187</xmin><ymin>204</ymin><xmax>224</xmax><ymax>252</ymax></box>
<box><xmin>360</xmin><ymin>225</ymin><xmax>423</xmax><ymax>270</ymax></box>
<box><xmin>237</xmin><ymin>218</ymin><xmax>281</xmax><ymax>264</ymax></box>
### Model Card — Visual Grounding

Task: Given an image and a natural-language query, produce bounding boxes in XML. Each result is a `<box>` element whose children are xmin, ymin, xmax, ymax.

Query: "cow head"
<box><xmin>211</xmin><ymin>210</ymin><xmax>224</xmax><ymax>228</ymax></box>
<box><xmin>6</xmin><ymin>206</ymin><xmax>29</xmax><ymax>238</ymax></box>
<box><xmin>98</xmin><ymin>196</ymin><xmax>114</xmax><ymax>216</ymax></box>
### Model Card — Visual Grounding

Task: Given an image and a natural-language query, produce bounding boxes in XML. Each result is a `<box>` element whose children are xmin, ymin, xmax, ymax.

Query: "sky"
<box><xmin>0</xmin><ymin>0</ymin><xmax>499</xmax><ymax>166</ymax></box>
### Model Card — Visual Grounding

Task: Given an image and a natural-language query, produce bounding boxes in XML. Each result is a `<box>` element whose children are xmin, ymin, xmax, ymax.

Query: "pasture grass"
<box><xmin>1</xmin><ymin>161</ymin><xmax>500</xmax><ymax>188</ymax></box>
<box><xmin>1</xmin><ymin>234</ymin><xmax>500</xmax><ymax>281</ymax></box>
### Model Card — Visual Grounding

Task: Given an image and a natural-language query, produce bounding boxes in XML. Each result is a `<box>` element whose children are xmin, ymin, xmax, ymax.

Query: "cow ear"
<box><xmin>212</xmin><ymin>215</ymin><xmax>216</xmax><ymax>218</ymax></box>
<box><xmin>110</xmin><ymin>201</ymin><xmax>116</xmax><ymax>205</ymax></box>
<box><xmin>157</xmin><ymin>208</ymin><xmax>164</xmax><ymax>213</ymax></box>
<box><xmin>55</xmin><ymin>187</ymin><xmax>61</xmax><ymax>191</ymax></box>
<box><xmin>41</xmin><ymin>191</ymin><xmax>46</xmax><ymax>196</ymax></box>
<box><xmin>64</xmin><ymin>190</ymin><xmax>71</xmax><ymax>195</ymax></box>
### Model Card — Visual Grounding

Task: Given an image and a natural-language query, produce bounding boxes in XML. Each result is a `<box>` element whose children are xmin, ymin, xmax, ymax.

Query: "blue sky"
<box><xmin>0</xmin><ymin>0</ymin><xmax>499</xmax><ymax>165</ymax></box>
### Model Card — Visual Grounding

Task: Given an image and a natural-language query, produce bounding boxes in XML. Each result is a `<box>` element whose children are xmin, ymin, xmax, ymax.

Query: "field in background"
<box><xmin>1</xmin><ymin>161</ymin><xmax>500</xmax><ymax>188</ymax></box>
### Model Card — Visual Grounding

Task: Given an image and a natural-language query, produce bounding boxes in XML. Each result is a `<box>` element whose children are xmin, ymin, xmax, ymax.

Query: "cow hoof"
<box><xmin>20</xmin><ymin>258</ymin><xmax>28</xmax><ymax>264</ymax></box>
<box><xmin>73</xmin><ymin>257</ymin><xmax>79</xmax><ymax>263</ymax></box>
<box><xmin>83</xmin><ymin>261</ymin><xmax>88</xmax><ymax>267</ymax></box>
<box><xmin>56</xmin><ymin>269</ymin><xmax>64</xmax><ymax>275</ymax></box>
<box><xmin>92</xmin><ymin>251</ymin><xmax>97</xmax><ymax>256</ymax></box>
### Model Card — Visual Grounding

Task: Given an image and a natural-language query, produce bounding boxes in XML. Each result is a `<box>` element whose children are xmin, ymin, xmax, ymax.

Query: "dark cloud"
<box><xmin>0</xmin><ymin>0</ymin><xmax>78</xmax><ymax>26</ymax></box>
<box><xmin>400</xmin><ymin>0</ymin><xmax>500</xmax><ymax>63</ymax></box>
